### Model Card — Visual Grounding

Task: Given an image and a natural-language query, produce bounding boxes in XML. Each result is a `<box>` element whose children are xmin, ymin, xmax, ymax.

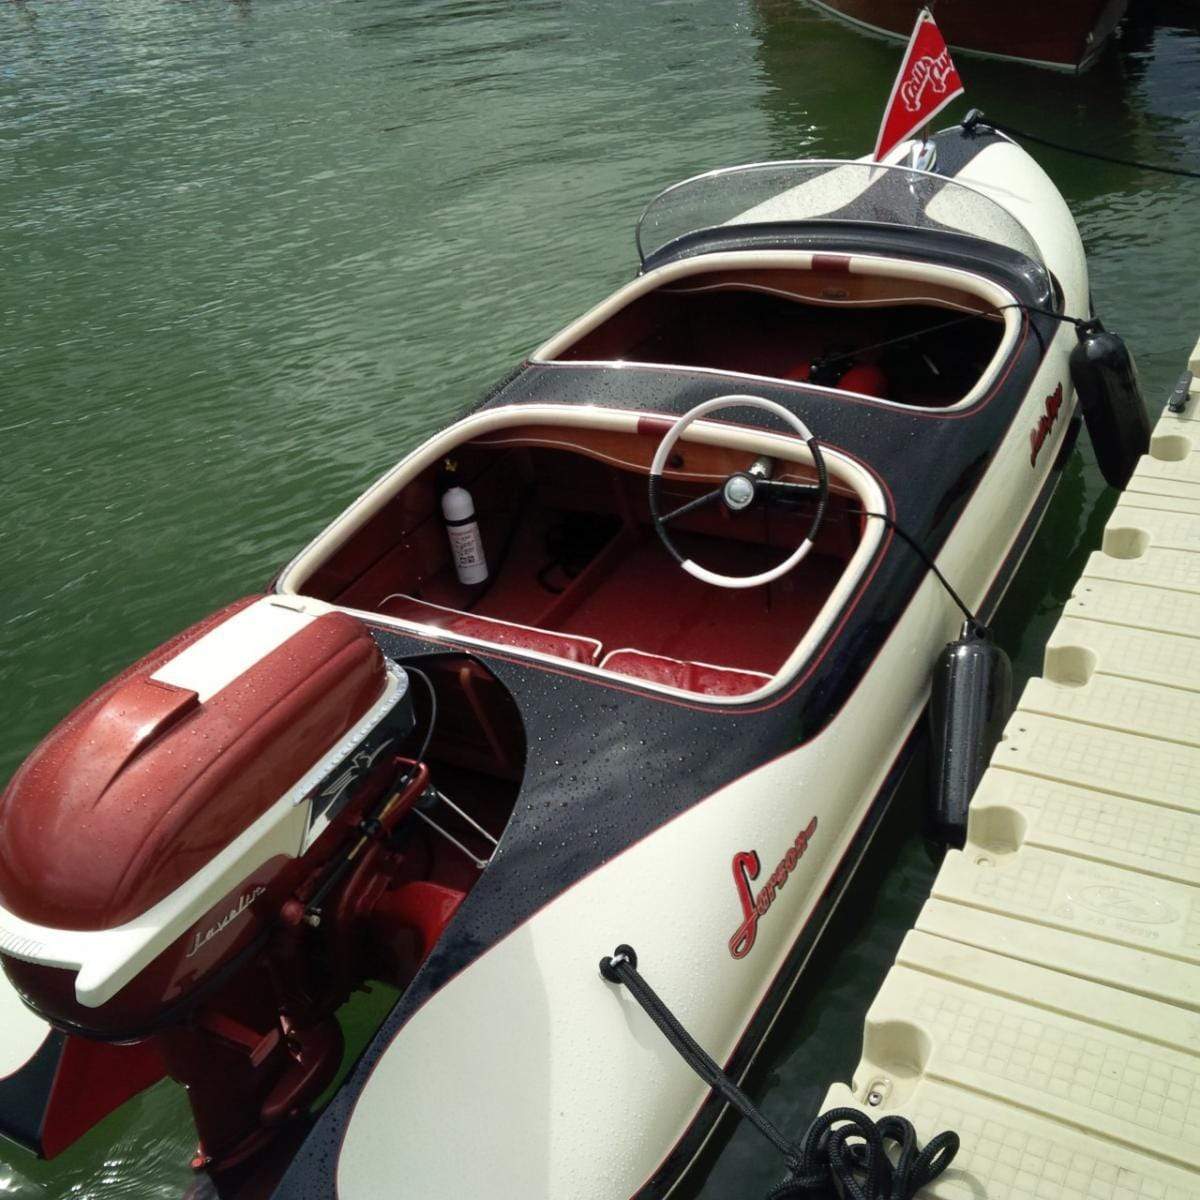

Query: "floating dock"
<box><xmin>825</xmin><ymin>350</ymin><xmax>1200</xmax><ymax>1197</ymax></box>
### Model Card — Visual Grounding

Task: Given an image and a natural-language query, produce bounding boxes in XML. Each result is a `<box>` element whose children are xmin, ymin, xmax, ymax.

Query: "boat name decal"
<box><xmin>728</xmin><ymin>817</ymin><xmax>818</xmax><ymax>960</ymax></box>
<box><xmin>1029</xmin><ymin>383</ymin><xmax>1064</xmax><ymax>467</ymax></box>
<box><xmin>186</xmin><ymin>886</ymin><xmax>266</xmax><ymax>959</ymax></box>
<box><xmin>900</xmin><ymin>50</ymin><xmax>954</xmax><ymax>113</ymax></box>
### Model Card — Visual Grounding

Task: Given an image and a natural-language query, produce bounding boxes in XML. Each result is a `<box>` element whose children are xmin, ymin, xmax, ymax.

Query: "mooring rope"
<box><xmin>964</xmin><ymin>110</ymin><xmax>1200</xmax><ymax>181</ymax></box>
<box><xmin>600</xmin><ymin>946</ymin><xmax>959</xmax><ymax>1199</ymax></box>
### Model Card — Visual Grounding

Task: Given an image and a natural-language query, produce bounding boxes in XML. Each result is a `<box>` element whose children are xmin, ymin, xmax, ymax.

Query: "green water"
<box><xmin>1</xmin><ymin>1</ymin><xmax>1198</xmax><ymax>1196</ymax></box>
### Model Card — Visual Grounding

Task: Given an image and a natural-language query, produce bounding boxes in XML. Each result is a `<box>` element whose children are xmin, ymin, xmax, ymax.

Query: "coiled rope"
<box><xmin>765</xmin><ymin>1109</ymin><xmax>958</xmax><ymax>1200</ymax></box>
<box><xmin>600</xmin><ymin>946</ymin><xmax>959</xmax><ymax>1199</ymax></box>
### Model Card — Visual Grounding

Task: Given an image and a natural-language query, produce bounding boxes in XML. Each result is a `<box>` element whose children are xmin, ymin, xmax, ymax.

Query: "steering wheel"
<box><xmin>648</xmin><ymin>394</ymin><xmax>829</xmax><ymax>590</ymax></box>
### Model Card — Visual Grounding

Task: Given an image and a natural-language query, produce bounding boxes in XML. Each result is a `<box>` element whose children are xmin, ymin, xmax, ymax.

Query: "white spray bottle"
<box><xmin>442</xmin><ymin>486</ymin><xmax>489</xmax><ymax>586</ymax></box>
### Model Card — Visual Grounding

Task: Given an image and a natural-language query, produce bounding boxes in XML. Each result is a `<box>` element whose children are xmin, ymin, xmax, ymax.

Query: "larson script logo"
<box><xmin>186</xmin><ymin>886</ymin><xmax>266</xmax><ymax>959</ymax></box>
<box><xmin>1029</xmin><ymin>383</ymin><xmax>1064</xmax><ymax>466</ymax></box>
<box><xmin>899</xmin><ymin>50</ymin><xmax>955</xmax><ymax>112</ymax></box>
<box><xmin>728</xmin><ymin>817</ymin><xmax>818</xmax><ymax>959</ymax></box>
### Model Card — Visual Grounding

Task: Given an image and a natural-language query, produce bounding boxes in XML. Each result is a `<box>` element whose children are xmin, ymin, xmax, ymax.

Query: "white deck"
<box><xmin>823</xmin><ymin>353</ymin><xmax>1200</xmax><ymax>1198</ymax></box>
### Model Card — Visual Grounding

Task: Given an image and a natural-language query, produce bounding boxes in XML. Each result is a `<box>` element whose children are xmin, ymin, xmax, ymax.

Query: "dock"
<box><xmin>825</xmin><ymin>349</ymin><xmax>1200</xmax><ymax>1196</ymax></box>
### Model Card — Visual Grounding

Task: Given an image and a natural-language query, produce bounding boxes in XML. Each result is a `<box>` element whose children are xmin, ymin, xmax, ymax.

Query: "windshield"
<box><xmin>636</xmin><ymin>160</ymin><xmax>1042</xmax><ymax>267</ymax></box>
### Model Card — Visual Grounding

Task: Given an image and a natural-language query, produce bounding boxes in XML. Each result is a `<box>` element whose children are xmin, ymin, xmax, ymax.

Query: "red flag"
<box><xmin>873</xmin><ymin>8</ymin><xmax>964</xmax><ymax>162</ymax></box>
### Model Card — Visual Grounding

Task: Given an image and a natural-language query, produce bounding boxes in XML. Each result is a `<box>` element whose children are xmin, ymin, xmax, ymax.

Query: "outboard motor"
<box><xmin>1070</xmin><ymin>320</ymin><xmax>1150</xmax><ymax>490</ymax></box>
<box><xmin>0</xmin><ymin>596</ymin><xmax>477</xmax><ymax>1193</ymax></box>
<box><xmin>928</xmin><ymin>622</ymin><xmax>1012</xmax><ymax>847</ymax></box>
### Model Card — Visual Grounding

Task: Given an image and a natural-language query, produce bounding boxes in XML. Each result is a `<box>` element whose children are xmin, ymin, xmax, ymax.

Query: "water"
<box><xmin>1</xmin><ymin>1</ymin><xmax>1197</xmax><ymax>1195</ymax></box>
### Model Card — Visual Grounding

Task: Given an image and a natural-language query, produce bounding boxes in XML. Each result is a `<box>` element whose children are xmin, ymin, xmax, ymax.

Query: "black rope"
<box><xmin>819</xmin><ymin>299</ymin><xmax>1100</xmax><ymax>634</ymax></box>
<box><xmin>802</xmin><ymin>296</ymin><xmax>1103</xmax><ymax>633</ymax></box>
<box><xmin>850</xmin><ymin>510</ymin><xmax>981</xmax><ymax>632</ymax></box>
<box><xmin>600</xmin><ymin>947</ymin><xmax>802</xmax><ymax>1162</ymax></box>
<box><xmin>766</xmin><ymin>1109</ymin><xmax>959</xmax><ymax>1200</ymax></box>
<box><xmin>599</xmin><ymin>947</ymin><xmax>958</xmax><ymax>1199</ymax></box>
<box><xmin>964</xmin><ymin>110</ymin><xmax>1200</xmax><ymax>182</ymax></box>
<box><xmin>811</xmin><ymin>301</ymin><xmax>1086</xmax><ymax>377</ymax></box>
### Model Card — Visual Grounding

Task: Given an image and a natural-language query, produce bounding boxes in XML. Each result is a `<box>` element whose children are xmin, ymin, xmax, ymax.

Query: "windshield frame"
<box><xmin>635</xmin><ymin>159</ymin><xmax>1042</xmax><ymax>268</ymax></box>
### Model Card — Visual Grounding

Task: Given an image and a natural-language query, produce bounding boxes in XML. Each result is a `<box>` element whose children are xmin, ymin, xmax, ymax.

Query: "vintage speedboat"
<box><xmin>799</xmin><ymin>0</ymin><xmax>1130</xmax><ymax>71</ymax></box>
<box><xmin>0</xmin><ymin>120</ymin><xmax>1140</xmax><ymax>1199</ymax></box>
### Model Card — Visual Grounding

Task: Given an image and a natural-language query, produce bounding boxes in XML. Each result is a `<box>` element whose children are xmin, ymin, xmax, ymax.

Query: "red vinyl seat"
<box><xmin>837</xmin><ymin>363</ymin><xmax>889</xmax><ymax>398</ymax></box>
<box><xmin>600</xmin><ymin>648</ymin><xmax>770</xmax><ymax>697</ymax></box>
<box><xmin>380</xmin><ymin>595</ymin><xmax>603</xmax><ymax>665</ymax></box>
<box><xmin>785</xmin><ymin>360</ymin><xmax>888</xmax><ymax>398</ymax></box>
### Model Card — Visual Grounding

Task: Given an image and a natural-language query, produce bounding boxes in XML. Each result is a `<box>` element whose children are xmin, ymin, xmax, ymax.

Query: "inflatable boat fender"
<box><xmin>1069</xmin><ymin>320</ymin><xmax>1151</xmax><ymax>491</ymax></box>
<box><xmin>927</xmin><ymin>623</ymin><xmax>1012</xmax><ymax>848</ymax></box>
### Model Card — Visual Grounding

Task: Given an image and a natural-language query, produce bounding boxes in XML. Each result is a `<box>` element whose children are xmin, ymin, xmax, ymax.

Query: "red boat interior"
<box><xmin>297</xmin><ymin>264</ymin><xmax>1007</xmax><ymax>698</ymax></box>
<box><xmin>550</xmin><ymin>266</ymin><xmax>1005</xmax><ymax>408</ymax></box>
<box><xmin>300</xmin><ymin>423</ymin><xmax>861</xmax><ymax>698</ymax></box>
<box><xmin>367</xmin><ymin>654</ymin><xmax>526</xmax><ymax>962</ymax></box>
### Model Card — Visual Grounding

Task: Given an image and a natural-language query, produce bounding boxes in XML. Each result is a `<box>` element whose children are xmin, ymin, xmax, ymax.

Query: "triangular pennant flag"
<box><xmin>873</xmin><ymin>8</ymin><xmax>964</xmax><ymax>162</ymax></box>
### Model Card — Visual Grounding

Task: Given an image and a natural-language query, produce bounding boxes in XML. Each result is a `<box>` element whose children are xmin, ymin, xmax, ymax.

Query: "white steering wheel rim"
<box><xmin>649</xmin><ymin>394</ymin><xmax>822</xmax><ymax>590</ymax></box>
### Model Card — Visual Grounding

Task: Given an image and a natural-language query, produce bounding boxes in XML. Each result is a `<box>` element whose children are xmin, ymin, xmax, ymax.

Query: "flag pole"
<box><xmin>914</xmin><ymin>6</ymin><xmax>935</xmax><ymax>164</ymax></box>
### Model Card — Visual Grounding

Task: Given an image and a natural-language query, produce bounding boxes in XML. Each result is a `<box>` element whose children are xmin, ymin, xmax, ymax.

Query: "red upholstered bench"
<box><xmin>379</xmin><ymin>595</ymin><xmax>603</xmax><ymax>665</ymax></box>
<box><xmin>599</xmin><ymin>648</ymin><xmax>770</xmax><ymax>697</ymax></box>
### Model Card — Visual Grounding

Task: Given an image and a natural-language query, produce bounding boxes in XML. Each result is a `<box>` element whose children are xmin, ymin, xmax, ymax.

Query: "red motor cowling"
<box><xmin>0</xmin><ymin>595</ymin><xmax>461</xmax><ymax>1189</ymax></box>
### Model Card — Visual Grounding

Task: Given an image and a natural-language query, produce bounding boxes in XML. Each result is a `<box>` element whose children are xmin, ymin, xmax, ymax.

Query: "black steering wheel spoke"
<box><xmin>659</xmin><ymin>487</ymin><xmax>723</xmax><ymax>525</ymax></box>
<box><xmin>758</xmin><ymin>479</ymin><xmax>825</xmax><ymax>507</ymax></box>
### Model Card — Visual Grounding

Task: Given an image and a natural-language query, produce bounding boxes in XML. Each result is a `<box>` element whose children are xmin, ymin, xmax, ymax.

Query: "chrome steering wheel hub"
<box><xmin>721</xmin><ymin>473</ymin><xmax>757</xmax><ymax>512</ymax></box>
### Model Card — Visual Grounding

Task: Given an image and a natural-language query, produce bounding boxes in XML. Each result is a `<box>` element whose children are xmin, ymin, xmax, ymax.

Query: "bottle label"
<box><xmin>447</xmin><ymin>522</ymin><xmax>487</xmax><ymax>583</ymax></box>
<box><xmin>448</xmin><ymin>524</ymin><xmax>479</xmax><ymax>565</ymax></box>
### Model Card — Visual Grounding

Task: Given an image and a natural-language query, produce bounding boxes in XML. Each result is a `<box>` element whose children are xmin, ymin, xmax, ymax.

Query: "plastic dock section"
<box><xmin>824</xmin><ymin>355</ymin><xmax>1200</xmax><ymax>1198</ymax></box>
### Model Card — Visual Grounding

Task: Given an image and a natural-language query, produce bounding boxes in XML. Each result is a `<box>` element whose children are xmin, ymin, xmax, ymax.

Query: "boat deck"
<box><xmin>823</xmin><ymin>348</ymin><xmax>1200</xmax><ymax>1198</ymax></box>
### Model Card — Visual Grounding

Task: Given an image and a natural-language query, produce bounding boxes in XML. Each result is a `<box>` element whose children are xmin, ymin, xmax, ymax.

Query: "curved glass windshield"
<box><xmin>636</xmin><ymin>160</ymin><xmax>1042</xmax><ymax>266</ymax></box>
